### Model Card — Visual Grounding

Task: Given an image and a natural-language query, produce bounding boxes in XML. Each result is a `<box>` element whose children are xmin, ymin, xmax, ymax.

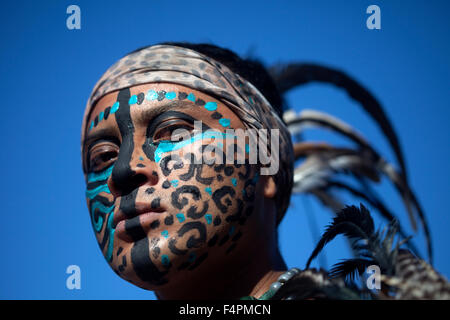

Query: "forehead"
<box><xmin>84</xmin><ymin>82</ymin><xmax>244</xmax><ymax>142</ymax></box>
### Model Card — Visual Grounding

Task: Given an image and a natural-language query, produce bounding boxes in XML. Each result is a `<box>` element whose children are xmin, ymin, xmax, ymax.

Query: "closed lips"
<box><xmin>113</xmin><ymin>202</ymin><xmax>165</xmax><ymax>228</ymax></box>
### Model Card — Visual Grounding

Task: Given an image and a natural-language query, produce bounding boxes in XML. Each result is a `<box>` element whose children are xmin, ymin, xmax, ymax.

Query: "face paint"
<box><xmin>83</xmin><ymin>84</ymin><xmax>263</xmax><ymax>291</ymax></box>
<box><xmin>85</xmin><ymin>165</ymin><xmax>115</xmax><ymax>262</ymax></box>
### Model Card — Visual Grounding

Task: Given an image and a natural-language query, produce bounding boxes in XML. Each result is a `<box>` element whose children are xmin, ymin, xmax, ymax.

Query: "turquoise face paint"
<box><xmin>154</xmin><ymin>131</ymin><xmax>236</xmax><ymax>162</ymax></box>
<box><xmin>231</xmin><ymin>178</ymin><xmax>237</xmax><ymax>187</ymax></box>
<box><xmin>87</xmin><ymin>165</ymin><xmax>114</xmax><ymax>182</ymax></box>
<box><xmin>170</xmin><ymin>180</ymin><xmax>179</xmax><ymax>187</ymax></box>
<box><xmin>146</xmin><ymin>89</ymin><xmax>158</xmax><ymax>100</ymax></box>
<box><xmin>176</xmin><ymin>213</ymin><xmax>185</xmax><ymax>223</ymax></box>
<box><xmin>86</xmin><ymin>184</ymin><xmax>111</xmax><ymax>199</ymax></box>
<box><xmin>86</xmin><ymin>164</ymin><xmax>115</xmax><ymax>262</ymax></box>
<box><xmin>111</xmin><ymin>101</ymin><xmax>120</xmax><ymax>113</ymax></box>
<box><xmin>90</xmin><ymin>201</ymin><xmax>115</xmax><ymax>232</ymax></box>
<box><xmin>205</xmin><ymin>214</ymin><xmax>212</xmax><ymax>225</ymax></box>
<box><xmin>204</xmin><ymin>101</ymin><xmax>217</xmax><ymax>111</ymax></box>
<box><xmin>218</xmin><ymin>118</ymin><xmax>231</xmax><ymax>128</ymax></box>
<box><xmin>229</xmin><ymin>225</ymin><xmax>235</xmax><ymax>235</ymax></box>
<box><xmin>187</xmin><ymin>93</ymin><xmax>196</xmax><ymax>102</ymax></box>
<box><xmin>161</xmin><ymin>254</ymin><xmax>170</xmax><ymax>266</ymax></box>
<box><xmin>99</xmin><ymin>111</ymin><xmax>104</xmax><ymax>122</ymax></box>
<box><xmin>129</xmin><ymin>95</ymin><xmax>138</xmax><ymax>105</ymax></box>
<box><xmin>161</xmin><ymin>230</ymin><xmax>169</xmax><ymax>238</ymax></box>
<box><xmin>165</xmin><ymin>91</ymin><xmax>176</xmax><ymax>100</ymax></box>
<box><xmin>205</xmin><ymin>187</ymin><xmax>212</xmax><ymax>196</ymax></box>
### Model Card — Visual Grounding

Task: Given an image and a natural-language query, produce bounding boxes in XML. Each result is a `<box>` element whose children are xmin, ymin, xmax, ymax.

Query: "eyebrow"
<box><xmin>83</xmin><ymin>100</ymin><xmax>195</xmax><ymax>147</ymax></box>
<box><xmin>134</xmin><ymin>100</ymin><xmax>195</xmax><ymax>126</ymax></box>
<box><xmin>83</xmin><ymin>127</ymin><xmax>119</xmax><ymax>151</ymax></box>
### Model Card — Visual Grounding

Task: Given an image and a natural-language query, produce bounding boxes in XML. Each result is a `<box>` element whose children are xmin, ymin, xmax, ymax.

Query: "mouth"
<box><xmin>113</xmin><ymin>201</ymin><xmax>165</xmax><ymax>240</ymax></box>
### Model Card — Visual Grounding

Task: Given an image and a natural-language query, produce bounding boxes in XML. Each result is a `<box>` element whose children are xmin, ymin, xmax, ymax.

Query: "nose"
<box><xmin>107</xmin><ymin>150</ymin><xmax>158</xmax><ymax>198</ymax></box>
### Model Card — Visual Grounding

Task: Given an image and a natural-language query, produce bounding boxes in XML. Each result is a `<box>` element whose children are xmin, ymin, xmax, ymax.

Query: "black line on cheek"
<box><xmin>87</xmin><ymin>179</ymin><xmax>110</xmax><ymax>190</ymax></box>
<box><xmin>131</xmin><ymin>237</ymin><xmax>168</xmax><ymax>286</ymax></box>
<box><xmin>119</xmin><ymin>188</ymin><xmax>139</xmax><ymax>218</ymax></box>
<box><xmin>99</xmin><ymin>212</ymin><xmax>114</xmax><ymax>251</ymax></box>
<box><xmin>125</xmin><ymin>216</ymin><xmax>146</xmax><ymax>241</ymax></box>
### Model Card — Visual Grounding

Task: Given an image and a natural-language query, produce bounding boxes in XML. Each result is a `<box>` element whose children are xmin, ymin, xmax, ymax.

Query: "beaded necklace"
<box><xmin>240</xmin><ymin>268</ymin><xmax>301</xmax><ymax>300</ymax></box>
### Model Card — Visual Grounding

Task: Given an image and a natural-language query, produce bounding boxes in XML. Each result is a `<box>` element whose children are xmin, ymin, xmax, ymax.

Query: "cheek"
<box><xmin>85</xmin><ymin>166</ymin><xmax>116</xmax><ymax>263</ymax></box>
<box><xmin>157</xmin><ymin>142</ymin><xmax>259</xmax><ymax>264</ymax></box>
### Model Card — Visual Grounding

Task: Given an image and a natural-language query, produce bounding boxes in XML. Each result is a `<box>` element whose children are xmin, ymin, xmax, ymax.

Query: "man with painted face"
<box><xmin>82</xmin><ymin>43</ymin><xmax>295</xmax><ymax>300</ymax></box>
<box><xmin>81</xmin><ymin>42</ymin><xmax>450</xmax><ymax>300</ymax></box>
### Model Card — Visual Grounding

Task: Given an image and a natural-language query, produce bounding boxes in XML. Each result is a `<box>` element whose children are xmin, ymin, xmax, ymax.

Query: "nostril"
<box><xmin>108</xmin><ymin>172</ymin><xmax>149</xmax><ymax>197</ymax></box>
<box><xmin>133</xmin><ymin>174</ymin><xmax>147</xmax><ymax>188</ymax></box>
<box><xmin>120</xmin><ymin>173</ymin><xmax>147</xmax><ymax>196</ymax></box>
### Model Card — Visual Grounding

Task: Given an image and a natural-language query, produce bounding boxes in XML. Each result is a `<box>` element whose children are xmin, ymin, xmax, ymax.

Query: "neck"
<box><xmin>154</xmin><ymin>248</ymin><xmax>287</xmax><ymax>300</ymax></box>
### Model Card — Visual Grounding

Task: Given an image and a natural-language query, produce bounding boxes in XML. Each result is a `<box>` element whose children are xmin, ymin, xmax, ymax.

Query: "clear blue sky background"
<box><xmin>0</xmin><ymin>0</ymin><xmax>449</xmax><ymax>299</ymax></box>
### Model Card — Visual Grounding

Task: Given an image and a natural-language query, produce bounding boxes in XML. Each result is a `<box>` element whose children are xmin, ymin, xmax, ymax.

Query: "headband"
<box><xmin>81</xmin><ymin>44</ymin><xmax>293</xmax><ymax>222</ymax></box>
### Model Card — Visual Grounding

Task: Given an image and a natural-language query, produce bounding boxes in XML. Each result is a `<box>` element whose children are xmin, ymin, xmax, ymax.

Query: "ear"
<box><xmin>262</xmin><ymin>175</ymin><xmax>277</xmax><ymax>199</ymax></box>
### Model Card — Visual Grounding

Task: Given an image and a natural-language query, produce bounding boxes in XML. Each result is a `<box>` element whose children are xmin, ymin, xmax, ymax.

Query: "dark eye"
<box><xmin>88</xmin><ymin>142</ymin><xmax>119</xmax><ymax>172</ymax></box>
<box><xmin>153</xmin><ymin>120</ymin><xmax>194</xmax><ymax>142</ymax></box>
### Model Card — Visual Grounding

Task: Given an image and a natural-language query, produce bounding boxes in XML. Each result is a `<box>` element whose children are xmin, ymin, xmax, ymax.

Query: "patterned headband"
<box><xmin>81</xmin><ymin>44</ymin><xmax>293</xmax><ymax>222</ymax></box>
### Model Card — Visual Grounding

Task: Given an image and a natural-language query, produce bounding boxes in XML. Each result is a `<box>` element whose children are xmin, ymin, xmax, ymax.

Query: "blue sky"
<box><xmin>0</xmin><ymin>0</ymin><xmax>449</xmax><ymax>299</ymax></box>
